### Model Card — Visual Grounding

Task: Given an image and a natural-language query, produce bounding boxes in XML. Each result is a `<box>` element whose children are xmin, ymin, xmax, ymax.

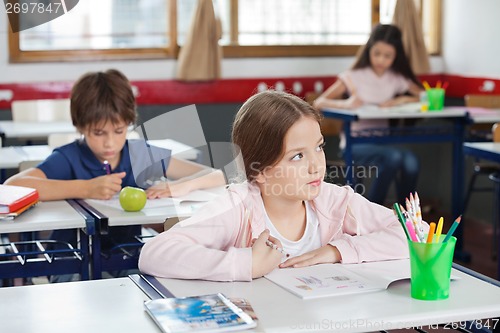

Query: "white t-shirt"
<box><xmin>264</xmin><ymin>201</ymin><xmax>322</xmax><ymax>261</ymax></box>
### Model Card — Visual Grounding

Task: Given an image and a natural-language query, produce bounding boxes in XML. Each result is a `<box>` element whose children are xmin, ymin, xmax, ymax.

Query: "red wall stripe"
<box><xmin>0</xmin><ymin>74</ymin><xmax>498</xmax><ymax>110</ymax></box>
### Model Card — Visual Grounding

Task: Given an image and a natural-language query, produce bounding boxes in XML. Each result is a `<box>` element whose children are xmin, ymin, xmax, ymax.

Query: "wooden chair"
<box><xmin>47</xmin><ymin>133</ymin><xmax>80</xmax><ymax>149</ymax></box>
<box><xmin>464</xmin><ymin>122</ymin><xmax>500</xmax><ymax>258</ymax></box>
<box><xmin>463</xmin><ymin>95</ymin><xmax>500</xmax><ymax>216</ymax></box>
<box><xmin>304</xmin><ymin>92</ymin><xmax>360</xmax><ymax>186</ymax></box>
<box><xmin>465</xmin><ymin>94</ymin><xmax>500</xmax><ymax>141</ymax></box>
<box><xmin>304</xmin><ymin>92</ymin><xmax>343</xmax><ymax>137</ymax></box>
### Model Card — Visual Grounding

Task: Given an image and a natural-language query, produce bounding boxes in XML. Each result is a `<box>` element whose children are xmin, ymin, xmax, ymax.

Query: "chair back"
<box><xmin>48</xmin><ymin>133</ymin><xmax>81</xmax><ymax>148</ymax></box>
<box><xmin>304</xmin><ymin>92</ymin><xmax>342</xmax><ymax>137</ymax></box>
<box><xmin>465</xmin><ymin>94</ymin><xmax>500</xmax><ymax>108</ymax></box>
<box><xmin>464</xmin><ymin>94</ymin><xmax>500</xmax><ymax>141</ymax></box>
<box><xmin>493</xmin><ymin>122</ymin><xmax>500</xmax><ymax>143</ymax></box>
<box><xmin>19</xmin><ymin>160</ymin><xmax>42</xmax><ymax>171</ymax></box>
<box><xmin>11</xmin><ymin>99</ymin><xmax>71</xmax><ymax>122</ymax></box>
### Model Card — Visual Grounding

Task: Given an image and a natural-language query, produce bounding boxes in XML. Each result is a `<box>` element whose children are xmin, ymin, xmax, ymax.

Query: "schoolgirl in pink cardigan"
<box><xmin>139</xmin><ymin>90</ymin><xmax>408</xmax><ymax>281</ymax></box>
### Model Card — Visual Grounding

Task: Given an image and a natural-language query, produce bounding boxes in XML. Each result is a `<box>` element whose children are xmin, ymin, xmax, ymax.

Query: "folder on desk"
<box><xmin>0</xmin><ymin>200</ymin><xmax>39</xmax><ymax>219</ymax></box>
<box><xmin>0</xmin><ymin>184</ymin><xmax>39</xmax><ymax>214</ymax></box>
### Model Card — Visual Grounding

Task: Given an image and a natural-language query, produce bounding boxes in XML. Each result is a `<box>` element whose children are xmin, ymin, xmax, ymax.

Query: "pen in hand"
<box><xmin>265</xmin><ymin>239</ymin><xmax>290</xmax><ymax>258</ymax></box>
<box><xmin>103</xmin><ymin>160</ymin><xmax>111</xmax><ymax>175</ymax></box>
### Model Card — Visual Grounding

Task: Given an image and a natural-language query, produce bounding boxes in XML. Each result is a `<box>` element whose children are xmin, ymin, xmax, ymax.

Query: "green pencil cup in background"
<box><xmin>408</xmin><ymin>236</ymin><xmax>456</xmax><ymax>300</ymax></box>
<box><xmin>426</xmin><ymin>88</ymin><xmax>445</xmax><ymax>111</ymax></box>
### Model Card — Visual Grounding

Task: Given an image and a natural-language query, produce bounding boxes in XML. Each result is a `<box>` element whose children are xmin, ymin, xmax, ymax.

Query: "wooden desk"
<box><xmin>0</xmin><ymin>277</ymin><xmax>157</xmax><ymax>333</ymax></box>
<box><xmin>143</xmin><ymin>261</ymin><xmax>500</xmax><ymax>333</ymax></box>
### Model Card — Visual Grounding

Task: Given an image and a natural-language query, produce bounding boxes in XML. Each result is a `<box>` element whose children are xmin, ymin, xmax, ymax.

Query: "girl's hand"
<box><xmin>86</xmin><ymin>172</ymin><xmax>126</xmax><ymax>199</ymax></box>
<box><xmin>251</xmin><ymin>230</ymin><xmax>282</xmax><ymax>279</ymax></box>
<box><xmin>380</xmin><ymin>96</ymin><xmax>416</xmax><ymax>107</ymax></box>
<box><xmin>145</xmin><ymin>181</ymin><xmax>192</xmax><ymax>199</ymax></box>
<box><xmin>279</xmin><ymin>245</ymin><xmax>341</xmax><ymax>268</ymax></box>
<box><xmin>343</xmin><ymin>94</ymin><xmax>363</xmax><ymax>109</ymax></box>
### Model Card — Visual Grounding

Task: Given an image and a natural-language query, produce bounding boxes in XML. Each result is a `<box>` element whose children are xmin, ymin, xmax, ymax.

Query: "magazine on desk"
<box><xmin>265</xmin><ymin>259</ymin><xmax>446</xmax><ymax>300</ymax></box>
<box><xmin>144</xmin><ymin>293</ymin><xmax>257</xmax><ymax>333</ymax></box>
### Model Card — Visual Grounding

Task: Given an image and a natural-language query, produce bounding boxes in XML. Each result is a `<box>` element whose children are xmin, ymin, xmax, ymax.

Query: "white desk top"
<box><xmin>0</xmin><ymin>121</ymin><xmax>76</xmax><ymax>139</ymax></box>
<box><xmin>462</xmin><ymin>107</ymin><xmax>500</xmax><ymax>124</ymax></box>
<box><xmin>0</xmin><ymin>145</ymin><xmax>52</xmax><ymax>169</ymax></box>
<box><xmin>83</xmin><ymin>187</ymin><xmax>225</xmax><ymax>227</ymax></box>
<box><xmin>0</xmin><ymin>278</ymin><xmax>157</xmax><ymax>333</ymax></box>
<box><xmin>323</xmin><ymin>105</ymin><xmax>467</xmax><ymax>120</ymax></box>
<box><xmin>148</xmin><ymin>138</ymin><xmax>201</xmax><ymax>161</ymax></box>
<box><xmin>464</xmin><ymin>142</ymin><xmax>500</xmax><ymax>155</ymax></box>
<box><xmin>156</xmin><ymin>262</ymin><xmax>500</xmax><ymax>333</ymax></box>
<box><xmin>0</xmin><ymin>200</ymin><xmax>87</xmax><ymax>233</ymax></box>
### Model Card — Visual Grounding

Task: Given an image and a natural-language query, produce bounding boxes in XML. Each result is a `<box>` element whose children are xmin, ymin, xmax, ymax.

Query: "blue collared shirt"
<box><xmin>38</xmin><ymin>139</ymin><xmax>172</xmax><ymax>189</ymax></box>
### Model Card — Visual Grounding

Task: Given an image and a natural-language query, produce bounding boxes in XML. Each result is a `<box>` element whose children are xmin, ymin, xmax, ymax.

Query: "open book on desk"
<box><xmin>265</xmin><ymin>259</ymin><xmax>458</xmax><ymax>300</ymax></box>
<box><xmin>357</xmin><ymin>102</ymin><xmax>423</xmax><ymax>114</ymax></box>
<box><xmin>86</xmin><ymin>188</ymin><xmax>224</xmax><ymax>211</ymax></box>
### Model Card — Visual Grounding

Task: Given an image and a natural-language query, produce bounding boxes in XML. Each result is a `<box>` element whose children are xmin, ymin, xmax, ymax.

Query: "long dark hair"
<box><xmin>352</xmin><ymin>24</ymin><xmax>421</xmax><ymax>87</ymax></box>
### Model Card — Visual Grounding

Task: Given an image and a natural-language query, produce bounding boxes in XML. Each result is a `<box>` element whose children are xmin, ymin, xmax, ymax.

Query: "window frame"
<box><xmin>7</xmin><ymin>0</ymin><xmax>440</xmax><ymax>63</ymax></box>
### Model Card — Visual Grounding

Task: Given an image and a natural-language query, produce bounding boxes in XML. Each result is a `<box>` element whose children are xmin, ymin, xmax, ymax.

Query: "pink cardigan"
<box><xmin>138</xmin><ymin>182</ymin><xmax>409</xmax><ymax>281</ymax></box>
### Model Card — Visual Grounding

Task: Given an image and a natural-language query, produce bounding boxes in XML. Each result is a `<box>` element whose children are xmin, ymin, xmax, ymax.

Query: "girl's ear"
<box><xmin>254</xmin><ymin>171</ymin><xmax>266</xmax><ymax>184</ymax></box>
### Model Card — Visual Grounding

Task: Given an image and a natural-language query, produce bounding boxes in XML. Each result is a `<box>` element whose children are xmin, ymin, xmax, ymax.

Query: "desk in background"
<box><xmin>322</xmin><ymin>107</ymin><xmax>468</xmax><ymax>253</ymax></box>
<box><xmin>0</xmin><ymin>120</ymin><xmax>75</xmax><ymax>144</ymax></box>
<box><xmin>0</xmin><ymin>139</ymin><xmax>202</xmax><ymax>182</ymax></box>
<box><xmin>463</xmin><ymin>142</ymin><xmax>500</xmax><ymax>279</ymax></box>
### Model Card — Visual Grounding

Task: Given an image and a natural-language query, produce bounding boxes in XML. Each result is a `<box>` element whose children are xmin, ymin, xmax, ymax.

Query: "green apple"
<box><xmin>119</xmin><ymin>186</ymin><xmax>147</xmax><ymax>212</ymax></box>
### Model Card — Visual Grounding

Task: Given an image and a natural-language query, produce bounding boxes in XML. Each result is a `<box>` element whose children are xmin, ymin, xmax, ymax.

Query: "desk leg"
<box><xmin>343</xmin><ymin>121</ymin><xmax>354</xmax><ymax>187</ymax></box>
<box><xmin>453</xmin><ymin>119</ymin><xmax>470</xmax><ymax>262</ymax></box>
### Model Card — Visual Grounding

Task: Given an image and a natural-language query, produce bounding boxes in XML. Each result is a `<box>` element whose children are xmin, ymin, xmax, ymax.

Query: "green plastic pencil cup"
<box><xmin>426</xmin><ymin>88</ymin><xmax>445</xmax><ymax>111</ymax></box>
<box><xmin>408</xmin><ymin>235</ymin><xmax>456</xmax><ymax>300</ymax></box>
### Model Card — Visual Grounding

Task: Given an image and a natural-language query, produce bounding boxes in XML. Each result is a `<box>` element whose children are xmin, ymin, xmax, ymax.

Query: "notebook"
<box><xmin>0</xmin><ymin>184</ymin><xmax>39</xmax><ymax>213</ymax></box>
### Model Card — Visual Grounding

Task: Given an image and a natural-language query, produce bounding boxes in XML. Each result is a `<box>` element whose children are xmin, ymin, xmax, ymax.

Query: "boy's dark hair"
<box><xmin>232</xmin><ymin>90</ymin><xmax>322</xmax><ymax>181</ymax></box>
<box><xmin>352</xmin><ymin>24</ymin><xmax>422</xmax><ymax>87</ymax></box>
<box><xmin>70</xmin><ymin>69</ymin><xmax>136</xmax><ymax>130</ymax></box>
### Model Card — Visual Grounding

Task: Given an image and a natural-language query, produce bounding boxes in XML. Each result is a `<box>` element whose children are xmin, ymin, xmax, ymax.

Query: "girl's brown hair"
<box><xmin>70</xmin><ymin>69</ymin><xmax>136</xmax><ymax>130</ymax></box>
<box><xmin>232</xmin><ymin>90</ymin><xmax>322</xmax><ymax>181</ymax></box>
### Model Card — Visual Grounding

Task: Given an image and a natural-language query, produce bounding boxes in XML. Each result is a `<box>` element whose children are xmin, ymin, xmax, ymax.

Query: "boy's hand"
<box><xmin>279</xmin><ymin>245</ymin><xmax>341</xmax><ymax>268</ymax></box>
<box><xmin>87</xmin><ymin>172</ymin><xmax>126</xmax><ymax>199</ymax></box>
<box><xmin>251</xmin><ymin>230</ymin><xmax>282</xmax><ymax>279</ymax></box>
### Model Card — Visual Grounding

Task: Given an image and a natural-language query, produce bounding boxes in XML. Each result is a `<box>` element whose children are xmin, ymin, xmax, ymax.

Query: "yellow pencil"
<box><xmin>422</xmin><ymin>81</ymin><xmax>431</xmax><ymax>90</ymax></box>
<box><xmin>435</xmin><ymin>217</ymin><xmax>444</xmax><ymax>243</ymax></box>
<box><xmin>426</xmin><ymin>222</ymin><xmax>436</xmax><ymax>243</ymax></box>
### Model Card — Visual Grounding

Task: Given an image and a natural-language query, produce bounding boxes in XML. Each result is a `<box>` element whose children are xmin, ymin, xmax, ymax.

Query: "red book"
<box><xmin>0</xmin><ymin>184</ymin><xmax>39</xmax><ymax>213</ymax></box>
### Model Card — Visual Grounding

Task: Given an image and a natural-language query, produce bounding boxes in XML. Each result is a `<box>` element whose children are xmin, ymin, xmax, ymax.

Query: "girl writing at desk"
<box><xmin>139</xmin><ymin>90</ymin><xmax>408</xmax><ymax>281</ymax></box>
<box><xmin>313</xmin><ymin>24</ymin><xmax>424</xmax><ymax>205</ymax></box>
